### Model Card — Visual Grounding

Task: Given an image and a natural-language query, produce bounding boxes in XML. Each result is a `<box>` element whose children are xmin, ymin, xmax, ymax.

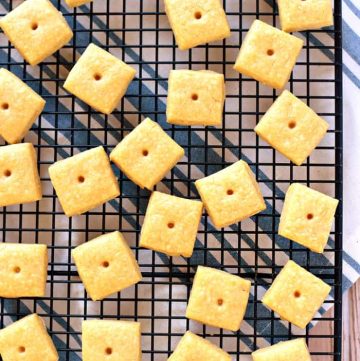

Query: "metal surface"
<box><xmin>0</xmin><ymin>0</ymin><xmax>342</xmax><ymax>360</ymax></box>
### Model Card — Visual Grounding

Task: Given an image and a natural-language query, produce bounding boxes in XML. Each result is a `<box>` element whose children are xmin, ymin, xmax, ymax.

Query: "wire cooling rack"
<box><xmin>0</xmin><ymin>0</ymin><xmax>342</xmax><ymax>360</ymax></box>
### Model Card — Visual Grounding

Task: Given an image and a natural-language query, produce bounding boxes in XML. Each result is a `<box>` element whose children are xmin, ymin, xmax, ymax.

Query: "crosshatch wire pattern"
<box><xmin>0</xmin><ymin>0</ymin><xmax>342</xmax><ymax>360</ymax></box>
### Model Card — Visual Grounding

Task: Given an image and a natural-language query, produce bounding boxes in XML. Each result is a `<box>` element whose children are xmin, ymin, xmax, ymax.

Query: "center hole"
<box><xmin>227</xmin><ymin>189</ymin><xmax>234</xmax><ymax>195</ymax></box>
<box><xmin>194</xmin><ymin>11</ymin><xmax>202</xmax><ymax>20</ymax></box>
<box><xmin>18</xmin><ymin>346</ymin><xmax>26</xmax><ymax>353</ymax></box>
<box><xmin>217</xmin><ymin>298</ymin><xmax>223</xmax><ymax>306</ymax></box>
<box><xmin>94</xmin><ymin>73</ymin><xmax>102</xmax><ymax>81</ymax></box>
<box><xmin>105</xmin><ymin>347</ymin><xmax>112</xmax><ymax>355</ymax></box>
<box><xmin>142</xmin><ymin>150</ymin><xmax>149</xmax><ymax>156</ymax></box>
<box><xmin>307</xmin><ymin>213</ymin><xmax>314</xmax><ymax>220</ymax></box>
<box><xmin>78</xmin><ymin>176</ymin><xmax>85</xmax><ymax>183</ymax></box>
<box><xmin>294</xmin><ymin>290</ymin><xmax>301</xmax><ymax>298</ymax></box>
<box><xmin>288</xmin><ymin>121</ymin><xmax>296</xmax><ymax>129</ymax></box>
<box><xmin>14</xmin><ymin>266</ymin><xmax>21</xmax><ymax>273</ymax></box>
<box><xmin>267</xmin><ymin>49</ymin><xmax>274</xmax><ymax>56</ymax></box>
<box><xmin>191</xmin><ymin>93</ymin><xmax>198</xmax><ymax>101</ymax></box>
<box><xmin>4</xmin><ymin>169</ymin><xmax>11</xmax><ymax>177</ymax></box>
<box><xmin>31</xmin><ymin>22</ymin><xmax>38</xmax><ymax>31</ymax></box>
<box><xmin>168</xmin><ymin>222</ymin><xmax>175</xmax><ymax>229</ymax></box>
<box><xmin>1</xmin><ymin>103</ymin><xmax>9</xmax><ymax>110</ymax></box>
<box><xmin>102</xmin><ymin>261</ymin><xmax>110</xmax><ymax>268</ymax></box>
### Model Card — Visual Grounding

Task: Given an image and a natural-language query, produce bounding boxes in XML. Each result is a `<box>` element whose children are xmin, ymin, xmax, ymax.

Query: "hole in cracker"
<box><xmin>31</xmin><ymin>22</ymin><xmax>38</xmax><ymax>31</ymax></box>
<box><xmin>267</xmin><ymin>49</ymin><xmax>274</xmax><ymax>56</ymax></box>
<box><xmin>102</xmin><ymin>261</ymin><xmax>110</xmax><ymax>268</ymax></box>
<box><xmin>94</xmin><ymin>73</ymin><xmax>102</xmax><ymax>81</ymax></box>
<box><xmin>4</xmin><ymin>170</ymin><xmax>11</xmax><ymax>177</ymax></box>
<box><xmin>18</xmin><ymin>346</ymin><xmax>26</xmax><ymax>353</ymax></box>
<box><xmin>294</xmin><ymin>290</ymin><xmax>301</xmax><ymax>298</ymax></box>
<box><xmin>307</xmin><ymin>213</ymin><xmax>314</xmax><ymax>220</ymax></box>
<box><xmin>14</xmin><ymin>266</ymin><xmax>21</xmax><ymax>273</ymax></box>
<box><xmin>78</xmin><ymin>176</ymin><xmax>85</xmax><ymax>183</ymax></box>
<box><xmin>142</xmin><ymin>149</ymin><xmax>149</xmax><ymax>156</ymax></box>
<box><xmin>191</xmin><ymin>93</ymin><xmax>199</xmax><ymax>101</ymax></box>
<box><xmin>217</xmin><ymin>298</ymin><xmax>223</xmax><ymax>306</ymax></box>
<box><xmin>1</xmin><ymin>103</ymin><xmax>9</xmax><ymax>110</ymax></box>
<box><xmin>105</xmin><ymin>347</ymin><xmax>112</xmax><ymax>355</ymax></box>
<box><xmin>227</xmin><ymin>189</ymin><xmax>234</xmax><ymax>195</ymax></box>
<box><xmin>194</xmin><ymin>11</ymin><xmax>202</xmax><ymax>20</ymax></box>
<box><xmin>288</xmin><ymin>121</ymin><xmax>296</xmax><ymax>129</ymax></box>
<box><xmin>167</xmin><ymin>222</ymin><xmax>175</xmax><ymax>229</ymax></box>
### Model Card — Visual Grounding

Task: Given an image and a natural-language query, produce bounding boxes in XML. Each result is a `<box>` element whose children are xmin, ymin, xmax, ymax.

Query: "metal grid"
<box><xmin>0</xmin><ymin>0</ymin><xmax>342</xmax><ymax>360</ymax></box>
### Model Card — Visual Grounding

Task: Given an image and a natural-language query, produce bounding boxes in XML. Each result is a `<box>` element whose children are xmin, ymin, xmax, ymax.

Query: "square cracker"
<box><xmin>255</xmin><ymin>90</ymin><xmax>329</xmax><ymax>166</ymax></box>
<box><xmin>0</xmin><ymin>0</ymin><xmax>73</xmax><ymax>66</ymax></box>
<box><xmin>48</xmin><ymin>146</ymin><xmax>120</xmax><ymax>217</ymax></box>
<box><xmin>186</xmin><ymin>266</ymin><xmax>251</xmax><ymax>331</ymax></box>
<box><xmin>234</xmin><ymin>20</ymin><xmax>303</xmax><ymax>89</ymax></box>
<box><xmin>195</xmin><ymin>159</ymin><xmax>266</xmax><ymax>229</ymax></box>
<box><xmin>168</xmin><ymin>331</ymin><xmax>231</xmax><ymax>361</ymax></box>
<box><xmin>262</xmin><ymin>260</ymin><xmax>331</xmax><ymax>329</ymax></box>
<box><xmin>64</xmin><ymin>43</ymin><xmax>136</xmax><ymax>114</ymax></box>
<box><xmin>0</xmin><ymin>314</ymin><xmax>58</xmax><ymax>361</ymax></box>
<box><xmin>279</xmin><ymin>183</ymin><xmax>338</xmax><ymax>253</ymax></box>
<box><xmin>166</xmin><ymin>70</ymin><xmax>225</xmax><ymax>126</ymax></box>
<box><xmin>278</xmin><ymin>0</ymin><xmax>333</xmax><ymax>33</ymax></box>
<box><xmin>164</xmin><ymin>0</ymin><xmax>230</xmax><ymax>50</ymax></box>
<box><xmin>110</xmin><ymin>118</ymin><xmax>184</xmax><ymax>190</ymax></box>
<box><xmin>0</xmin><ymin>69</ymin><xmax>46</xmax><ymax>144</ymax></box>
<box><xmin>82</xmin><ymin>320</ymin><xmax>141</xmax><ymax>361</ymax></box>
<box><xmin>0</xmin><ymin>143</ymin><xmax>42</xmax><ymax>207</ymax></box>
<box><xmin>0</xmin><ymin>243</ymin><xmax>47</xmax><ymax>298</ymax></box>
<box><xmin>252</xmin><ymin>338</ymin><xmax>311</xmax><ymax>361</ymax></box>
<box><xmin>72</xmin><ymin>231</ymin><xmax>142</xmax><ymax>301</ymax></box>
<box><xmin>140</xmin><ymin>191</ymin><xmax>203</xmax><ymax>257</ymax></box>
<box><xmin>65</xmin><ymin>0</ymin><xmax>92</xmax><ymax>7</ymax></box>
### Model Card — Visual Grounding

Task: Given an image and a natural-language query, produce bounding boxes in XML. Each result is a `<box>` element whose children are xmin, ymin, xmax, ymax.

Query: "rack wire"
<box><xmin>0</xmin><ymin>0</ymin><xmax>342</xmax><ymax>360</ymax></box>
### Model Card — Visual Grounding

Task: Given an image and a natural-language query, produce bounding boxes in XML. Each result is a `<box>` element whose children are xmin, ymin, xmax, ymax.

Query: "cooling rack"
<box><xmin>0</xmin><ymin>0</ymin><xmax>342</xmax><ymax>360</ymax></box>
